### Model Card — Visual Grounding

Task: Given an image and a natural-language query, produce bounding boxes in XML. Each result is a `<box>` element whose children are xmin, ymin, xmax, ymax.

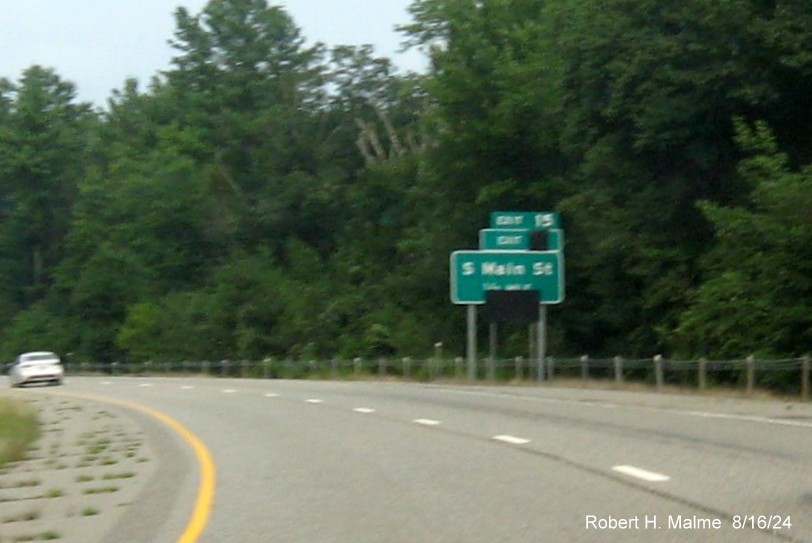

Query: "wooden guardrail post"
<box><xmin>402</xmin><ymin>357</ymin><xmax>411</xmax><ymax>379</ymax></box>
<box><xmin>614</xmin><ymin>356</ymin><xmax>624</xmax><ymax>387</ymax></box>
<box><xmin>802</xmin><ymin>355</ymin><xmax>810</xmax><ymax>402</ymax></box>
<box><xmin>515</xmin><ymin>356</ymin><xmax>524</xmax><ymax>381</ymax></box>
<box><xmin>746</xmin><ymin>355</ymin><xmax>755</xmax><ymax>396</ymax></box>
<box><xmin>654</xmin><ymin>354</ymin><xmax>664</xmax><ymax>392</ymax></box>
<box><xmin>580</xmin><ymin>355</ymin><xmax>589</xmax><ymax>385</ymax></box>
<box><xmin>698</xmin><ymin>358</ymin><xmax>707</xmax><ymax>391</ymax></box>
<box><xmin>434</xmin><ymin>342</ymin><xmax>443</xmax><ymax>380</ymax></box>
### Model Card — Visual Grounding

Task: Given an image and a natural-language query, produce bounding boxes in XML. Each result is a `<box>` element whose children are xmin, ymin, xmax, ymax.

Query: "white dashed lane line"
<box><xmin>413</xmin><ymin>418</ymin><xmax>442</xmax><ymax>426</ymax></box>
<box><xmin>492</xmin><ymin>434</ymin><xmax>531</xmax><ymax>445</ymax></box>
<box><xmin>264</xmin><ymin>393</ymin><xmax>279</xmax><ymax>398</ymax></box>
<box><xmin>223</xmin><ymin>389</ymin><xmax>237</xmax><ymax>394</ymax></box>
<box><xmin>353</xmin><ymin>407</ymin><xmax>376</xmax><ymax>414</ymax></box>
<box><xmin>612</xmin><ymin>465</ymin><xmax>671</xmax><ymax>482</ymax></box>
<box><xmin>306</xmin><ymin>399</ymin><xmax>324</xmax><ymax>404</ymax></box>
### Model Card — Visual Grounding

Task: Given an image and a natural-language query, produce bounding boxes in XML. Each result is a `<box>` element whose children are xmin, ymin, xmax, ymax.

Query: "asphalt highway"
<box><xmin>57</xmin><ymin>377</ymin><xmax>812</xmax><ymax>543</ymax></box>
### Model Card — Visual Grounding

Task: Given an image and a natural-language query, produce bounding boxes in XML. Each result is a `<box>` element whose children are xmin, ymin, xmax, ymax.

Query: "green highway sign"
<box><xmin>479</xmin><ymin>228</ymin><xmax>564</xmax><ymax>251</ymax></box>
<box><xmin>490</xmin><ymin>211</ymin><xmax>561</xmax><ymax>230</ymax></box>
<box><xmin>450</xmin><ymin>250</ymin><xmax>564</xmax><ymax>305</ymax></box>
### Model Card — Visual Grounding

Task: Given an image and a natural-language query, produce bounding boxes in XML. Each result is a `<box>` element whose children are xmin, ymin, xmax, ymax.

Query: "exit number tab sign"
<box><xmin>479</xmin><ymin>228</ymin><xmax>564</xmax><ymax>251</ymax></box>
<box><xmin>490</xmin><ymin>211</ymin><xmax>561</xmax><ymax>230</ymax></box>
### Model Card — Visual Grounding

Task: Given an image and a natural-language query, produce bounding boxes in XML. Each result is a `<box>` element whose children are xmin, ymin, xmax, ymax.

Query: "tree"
<box><xmin>540</xmin><ymin>0</ymin><xmax>812</xmax><ymax>354</ymax></box>
<box><xmin>166</xmin><ymin>0</ymin><xmax>344</xmax><ymax>253</ymax></box>
<box><xmin>673</xmin><ymin>120</ymin><xmax>812</xmax><ymax>357</ymax></box>
<box><xmin>0</xmin><ymin>66</ymin><xmax>94</xmax><ymax>308</ymax></box>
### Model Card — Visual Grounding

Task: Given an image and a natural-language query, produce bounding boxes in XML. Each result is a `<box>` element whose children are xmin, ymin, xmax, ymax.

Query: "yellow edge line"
<box><xmin>50</xmin><ymin>391</ymin><xmax>216</xmax><ymax>543</ymax></box>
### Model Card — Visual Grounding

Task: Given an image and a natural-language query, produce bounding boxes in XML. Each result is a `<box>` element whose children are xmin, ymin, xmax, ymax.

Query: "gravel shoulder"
<box><xmin>0</xmin><ymin>386</ymin><xmax>194</xmax><ymax>543</ymax></box>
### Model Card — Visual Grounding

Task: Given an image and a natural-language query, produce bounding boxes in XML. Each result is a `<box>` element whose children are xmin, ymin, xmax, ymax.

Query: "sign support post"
<box><xmin>528</xmin><ymin>321</ymin><xmax>536</xmax><ymax>377</ymax></box>
<box><xmin>537</xmin><ymin>304</ymin><xmax>547</xmax><ymax>381</ymax></box>
<box><xmin>467</xmin><ymin>304</ymin><xmax>477</xmax><ymax>381</ymax></box>
<box><xmin>488</xmin><ymin>322</ymin><xmax>497</xmax><ymax>380</ymax></box>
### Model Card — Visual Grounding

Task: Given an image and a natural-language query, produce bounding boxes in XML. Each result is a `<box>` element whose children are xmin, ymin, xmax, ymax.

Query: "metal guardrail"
<box><xmin>62</xmin><ymin>355</ymin><xmax>811</xmax><ymax>401</ymax></box>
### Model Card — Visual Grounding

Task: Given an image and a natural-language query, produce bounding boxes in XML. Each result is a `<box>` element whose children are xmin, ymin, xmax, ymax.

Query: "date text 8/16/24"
<box><xmin>732</xmin><ymin>516</ymin><xmax>792</xmax><ymax>530</ymax></box>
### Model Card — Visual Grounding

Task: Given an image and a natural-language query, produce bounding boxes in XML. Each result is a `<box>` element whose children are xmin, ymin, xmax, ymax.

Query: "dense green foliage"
<box><xmin>1</xmin><ymin>0</ymin><xmax>810</xmax><ymax>363</ymax></box>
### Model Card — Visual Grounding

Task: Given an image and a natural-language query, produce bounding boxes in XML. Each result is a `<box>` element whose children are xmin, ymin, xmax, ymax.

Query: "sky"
<box><xmin>1</xmin><ymin>0</ymin><xmax>427</xmax><ymax>107</ymax></box>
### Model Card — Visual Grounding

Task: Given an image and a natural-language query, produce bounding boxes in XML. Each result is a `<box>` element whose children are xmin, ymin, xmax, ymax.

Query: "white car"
<box><xmin>9</xmin><ymin>352</ymin><xmax>64</xmax><ymax>387</ymax></box>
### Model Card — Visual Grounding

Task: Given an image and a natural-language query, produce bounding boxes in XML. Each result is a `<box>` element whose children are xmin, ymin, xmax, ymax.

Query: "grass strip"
<box><xmin>0</xmin><ymin>397</ymin><xmax>39</xmax><ymax>468</ymax></box>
